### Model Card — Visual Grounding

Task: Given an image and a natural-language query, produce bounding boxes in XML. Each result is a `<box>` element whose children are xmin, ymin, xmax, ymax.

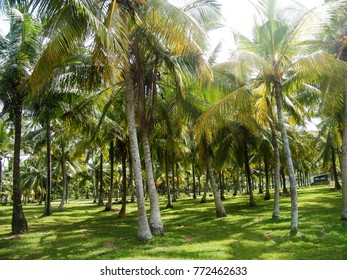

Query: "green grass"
<box><xmin>1</xmin><ymin>186</ymin><xmax>347</xmax><ymax>260</ymax></box>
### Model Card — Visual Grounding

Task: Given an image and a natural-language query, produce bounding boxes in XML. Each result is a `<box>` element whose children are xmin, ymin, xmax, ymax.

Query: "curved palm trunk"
<box><xmin>270</xmin><ymin>121</ymin><xmax>281</xmax><ymax>219</ymax></box>
<box><xmin>204</xmin><ymin>139</ymin><xmax>227</xmax><ymax>217</ymax></box>
<box><xmin>43</xmin><ymin>119</ymin><xmax>52</xmax><ymax>216</ymax></box>
<box><xmin>341</xmin><ymin>77</ymin><xmax>347</xmax><ymax>220</ymax></box>
<box><xmin>11</xmin><ymin>100</ymin><xmax>28</xmax><ymax>234</ymax></box>
<box><xmin>125</xmin><ymin>74</ymin><xmax>152</xmax><ymax>241</ymax></box>
<box><xmin>105</xmin><ymin>141</ymin><xmax>114</xmax><ymax>211</ymax></box>
<box><xmin>57</xmin><ymin>141</ymin><xmax>67</xmax><ymax>212</ymax></box>
<box><xmin>206</xmin><ymin>156</ymin><xmax>227</xmax><ymax>217</ymax></box>
<box><xmin>118</xmin><ymin>142</ymin><xmax>127</xmax><ymax>218</ymax></box>
<box><xmin>141</xmin><ymin>128</ymin><xmax>164</xmax><ymax>235</ymax></box>
<box><xmin>274</xmin><ymin>81</ymin><xmax>298</xmax><ymax>233</ymax></box>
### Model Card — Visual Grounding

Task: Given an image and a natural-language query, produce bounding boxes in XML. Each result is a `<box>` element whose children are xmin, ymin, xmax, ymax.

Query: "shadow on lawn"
<box><xmin>1</xmin><ymin>187</ymin><xmax>347</xmax><ymax>260</ymax></box>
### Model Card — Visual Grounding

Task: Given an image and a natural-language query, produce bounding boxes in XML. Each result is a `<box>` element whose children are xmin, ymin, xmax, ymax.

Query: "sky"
<box><xmin>0</xmin><ymin>0</ymin><xmax>325</xmax><ymax>38</ymax></box>
<box><xmin>208</xmin><ymin>0</ymin><xmax>324</xmax><ymax>61</ymax></box>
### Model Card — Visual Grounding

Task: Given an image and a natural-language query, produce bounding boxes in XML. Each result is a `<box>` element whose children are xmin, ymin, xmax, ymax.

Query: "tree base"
<box><xmin>138</xmin><ymin>231</ymin><xmax>152</xmax><ymax>242</ymax></box>
<box><xmin>272</xmin><ymin>213</ymin><xmax>280</xmax><ymax>219</ymax></box>
<box><xmin>150</xmin><ymin>224</ymin><xmax>164</xmax><ymax>236</ymax></box>
<box><xmin>166</xmin><ymin>203</ymin><xmax>173</xmax><ymax>209</ymax></box>
<box><xmin>12</xmin><ymin>218</ymin><xmax>29</xmax><ymax>235</ymax></box>
<box><xmin>290</xmin><ymin>228</ymin><xmax>298</xmax><ymax>236</ymax></box>
<box><xmin>340</xmin><ymin>215</ymin><xmax>347</xmax><ymax>221</ymax></box>
<box><xmin>216</xmin><ymin>211</ymin><xmax>227</xmax><ymax>218</ymax></box>
<box><xmin>104</xmin><ymin>202</ymin><xmax>112</xmax><ymax>211</ymax></box>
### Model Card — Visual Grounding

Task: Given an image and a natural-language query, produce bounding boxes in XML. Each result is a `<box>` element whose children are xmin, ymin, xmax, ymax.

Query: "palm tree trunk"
<box><xmin>244</xmin><ymin>141</ymin><xmax>256</xmax><ymax>207</ymax></box>
<box><xmin>11</xmin><ymin>100</ymin><xmax>28</xmax><ymax>234</ymax></box>
<box><xmin>331</xmin><ymin>147</ymin><xmax>341</xmax><ymax>190</ymax></box>
<box><xmin>176</xmin><ymin>163</ymin><xmax>180</xmax><ymax>197</ymax></box>
<box><xmin>271</xmin><ymin>121</ymin><xmax>281</xmax><ymax>219</ymax></box>
<box><xmin>129</xmin><ymin>152</ymin><xmax>135</xmax><ymax>203</ymax></box>
<box><xmin>206</xmin><ymin>157</ymin><xmax>227</xmax><ymax>217</ymax></box>
<box><xmin>141</xmin><ymin>127</ymin><xmax>164</xmax><ymax>235</ymax></box>
<box><xmin>192</xmin><ymin>163</ymin><xmax>196</xmax><ymax>199</ymax></box>
<box><xmin>118</xmin><ymin>142</ymin><xmax>127</xmax><ymax>218</ymax></box>
<box><xmin>204</xmin><ymin>138</ymin><xmax>227</xmax><ymax>217</ymax></box>
<box><xmin>43</xmin><ymin>119</ymin><xmax>52</xmax><ymax>216</ymax></box>
<box><xmin>57</xmin><ymin>140</ymin><xmax>67</xmax><ymax>212</ymax></box>
<box><xmin>98</xmin><ymin>152</ymin><xmax>104</xmax><ymax>206</ymax></box>
<box><xmin>125</xmin><ymin>73</ymin><xmax>152</xmax><ymax>241</ymax></box>
<box><xmin>274</xmin><ymin>81</ymin><xmax>298</xmax><ymax>233</ymax></box>
<box><xmin>264</xmin><ymin>152</ymin><xmax>271</xmax><ymax>200</ymax></box>
<box><xmin>105</xmin><ymin>141</ymin><xmax>114</xmax><ymax>211</ymax></box>
<box><xmin>172</xmin><ymin>159</ymin><xmax>176</xmax><ymax>202</ymax></box>
<box><xmin>281</xmin><ymin>168</ymin><xmax>289</xmax><ymax>194</ymax></box>
<box><xmin>341</xmin><ymin>76</ymin><xmax>347</xmax><ymax>220</ymax></box>
<box><xmin>165</xmin><ymin>149</ymin><xmax>173</xmax><ymax>209</ymax></box>
<box><xmin>200</xmin><ymin>167</ymin><xmax>208</xmax><ymax>203</ymax></box>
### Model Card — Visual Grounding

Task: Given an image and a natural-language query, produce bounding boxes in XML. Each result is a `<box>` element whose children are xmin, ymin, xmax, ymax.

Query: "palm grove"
<box><xmin>1</xmin><ymin>0</ymin><xmax>347</xmax><ymax>242</ymax></box>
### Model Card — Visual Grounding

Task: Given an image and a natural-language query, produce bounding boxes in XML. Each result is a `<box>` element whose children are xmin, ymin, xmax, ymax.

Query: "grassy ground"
<box><xmin>0</xmin><ymin>185</ymin><xmax>347</xmax><ymax>260</ymax></box>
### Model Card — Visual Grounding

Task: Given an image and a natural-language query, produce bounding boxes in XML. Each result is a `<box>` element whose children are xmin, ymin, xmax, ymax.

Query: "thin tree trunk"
<box><xmin>258</xmin><ymin>159</ymin><xmax>263</xmax><ymax>194</ymax></box>
<box><xmin>98</xmin><ymin>152</ymin><xmax>104</xmax><ymax>206</ymax></box>
<box><xmin>172</xmin><ymin>159</ymin><xmax>176</xmax><ymax>202</ymax></box>
<box><xmin>274</xmin><ymin>81</ymin><xmax>298</xmax><ymax>233</ymax></box>
<box><xmin>118</xmin><ymin>142</ymin><xmax>127</xmax><ymax>218</ymax></box>
<box><xmin>43</xmin><ymin>119</ymin><xmax>52</xmax><ymax>216</ymax></box>
<box><xmin>244</xmin><ymin>141</ymin><xmax>256</xmax><ymax>207</ymax></box>
<box><xmin>219</xmin><ymin>171</ymin><xmax>226</xmax><ymax>200</ymax></box>
<box><xmin>141</xmin><ymin>128</ymin><xmax>164</xmax><ymax>234</ymax></box>
<box><xmin>105</xmin><ymin>141</ymin><xmax>114</xmax><ymax>211</ymax></box>
<box><xmin>125</xmin><ymin>73</ymin><xmax>152</xmax><ymax>241</ymax></box>
<box><xmin>264</xmin><ymin>152</ymin><xmax>271</xmax><ymax>200</ymax></box>
<box><xmin>197</xmin><ymin>173</ymin><xmax>201</xmax><ymax>196</ymax></box>
<box><xmin>165</xmin><ymin>150</ymin><xmax>173</xmax><ymax>209</ymax></box>
<box><xmin>93</xmin><ymin>171</ymin><xmax>98</xmax><ymax>203</ymax></box>
<box><xmin>11</xmin><ymin>100</ymin><xmax>28</xmax><ymax>234</ymax></box>
<box><xmin>200</xmin><ymin>167</ymin><xmax>208</xmax><ymax>203</ymax></box>
<box><xmin>341</xmin><ymin>76</ymin><xmax>347</xmax><ymax>220</ymax></box>
<box><xmin>57</xmin><ymin>140</ymin><xmax>67</xmax><ymax>212</ymax></box>
<box><xmin>192</xmin><ymin>163</ymin><xmax>196</xmax><ymax>199</ymax></box>
<box><xmin>176</xmin><ymin>163</ymin><xmax>180</xmax><ymax>198</ymax></box>
<box><xmin>332</xmin><ymin>147</ymin><xmax>342</xmax><ymax>190</ymax></box>
<box><xmin>270</xmin><ymin>121</ymin><xmax>281</xmax><ymax>219</ymax></box>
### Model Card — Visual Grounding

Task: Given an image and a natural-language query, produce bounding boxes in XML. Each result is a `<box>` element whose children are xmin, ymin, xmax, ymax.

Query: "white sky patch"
<box><xmin>208</xmin><ymin>0</ymin><xmax>325</xmax><ymax>61</ymax></box>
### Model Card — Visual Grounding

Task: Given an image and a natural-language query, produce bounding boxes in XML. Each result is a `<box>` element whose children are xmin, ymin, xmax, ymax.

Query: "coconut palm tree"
<box><xmin>319</xmin><ymin>0</ymin><xmax>347</xmax><ymax>219</ymax></box>
<box><xmin>0</xmin><ymin>1</ymin><xmax>43</xmax><ymax>233</ymax></box>
<box><xmin>208</xmin><ymin>0</ymin><xmax>341</xmax><ymax>234</ymax></box>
